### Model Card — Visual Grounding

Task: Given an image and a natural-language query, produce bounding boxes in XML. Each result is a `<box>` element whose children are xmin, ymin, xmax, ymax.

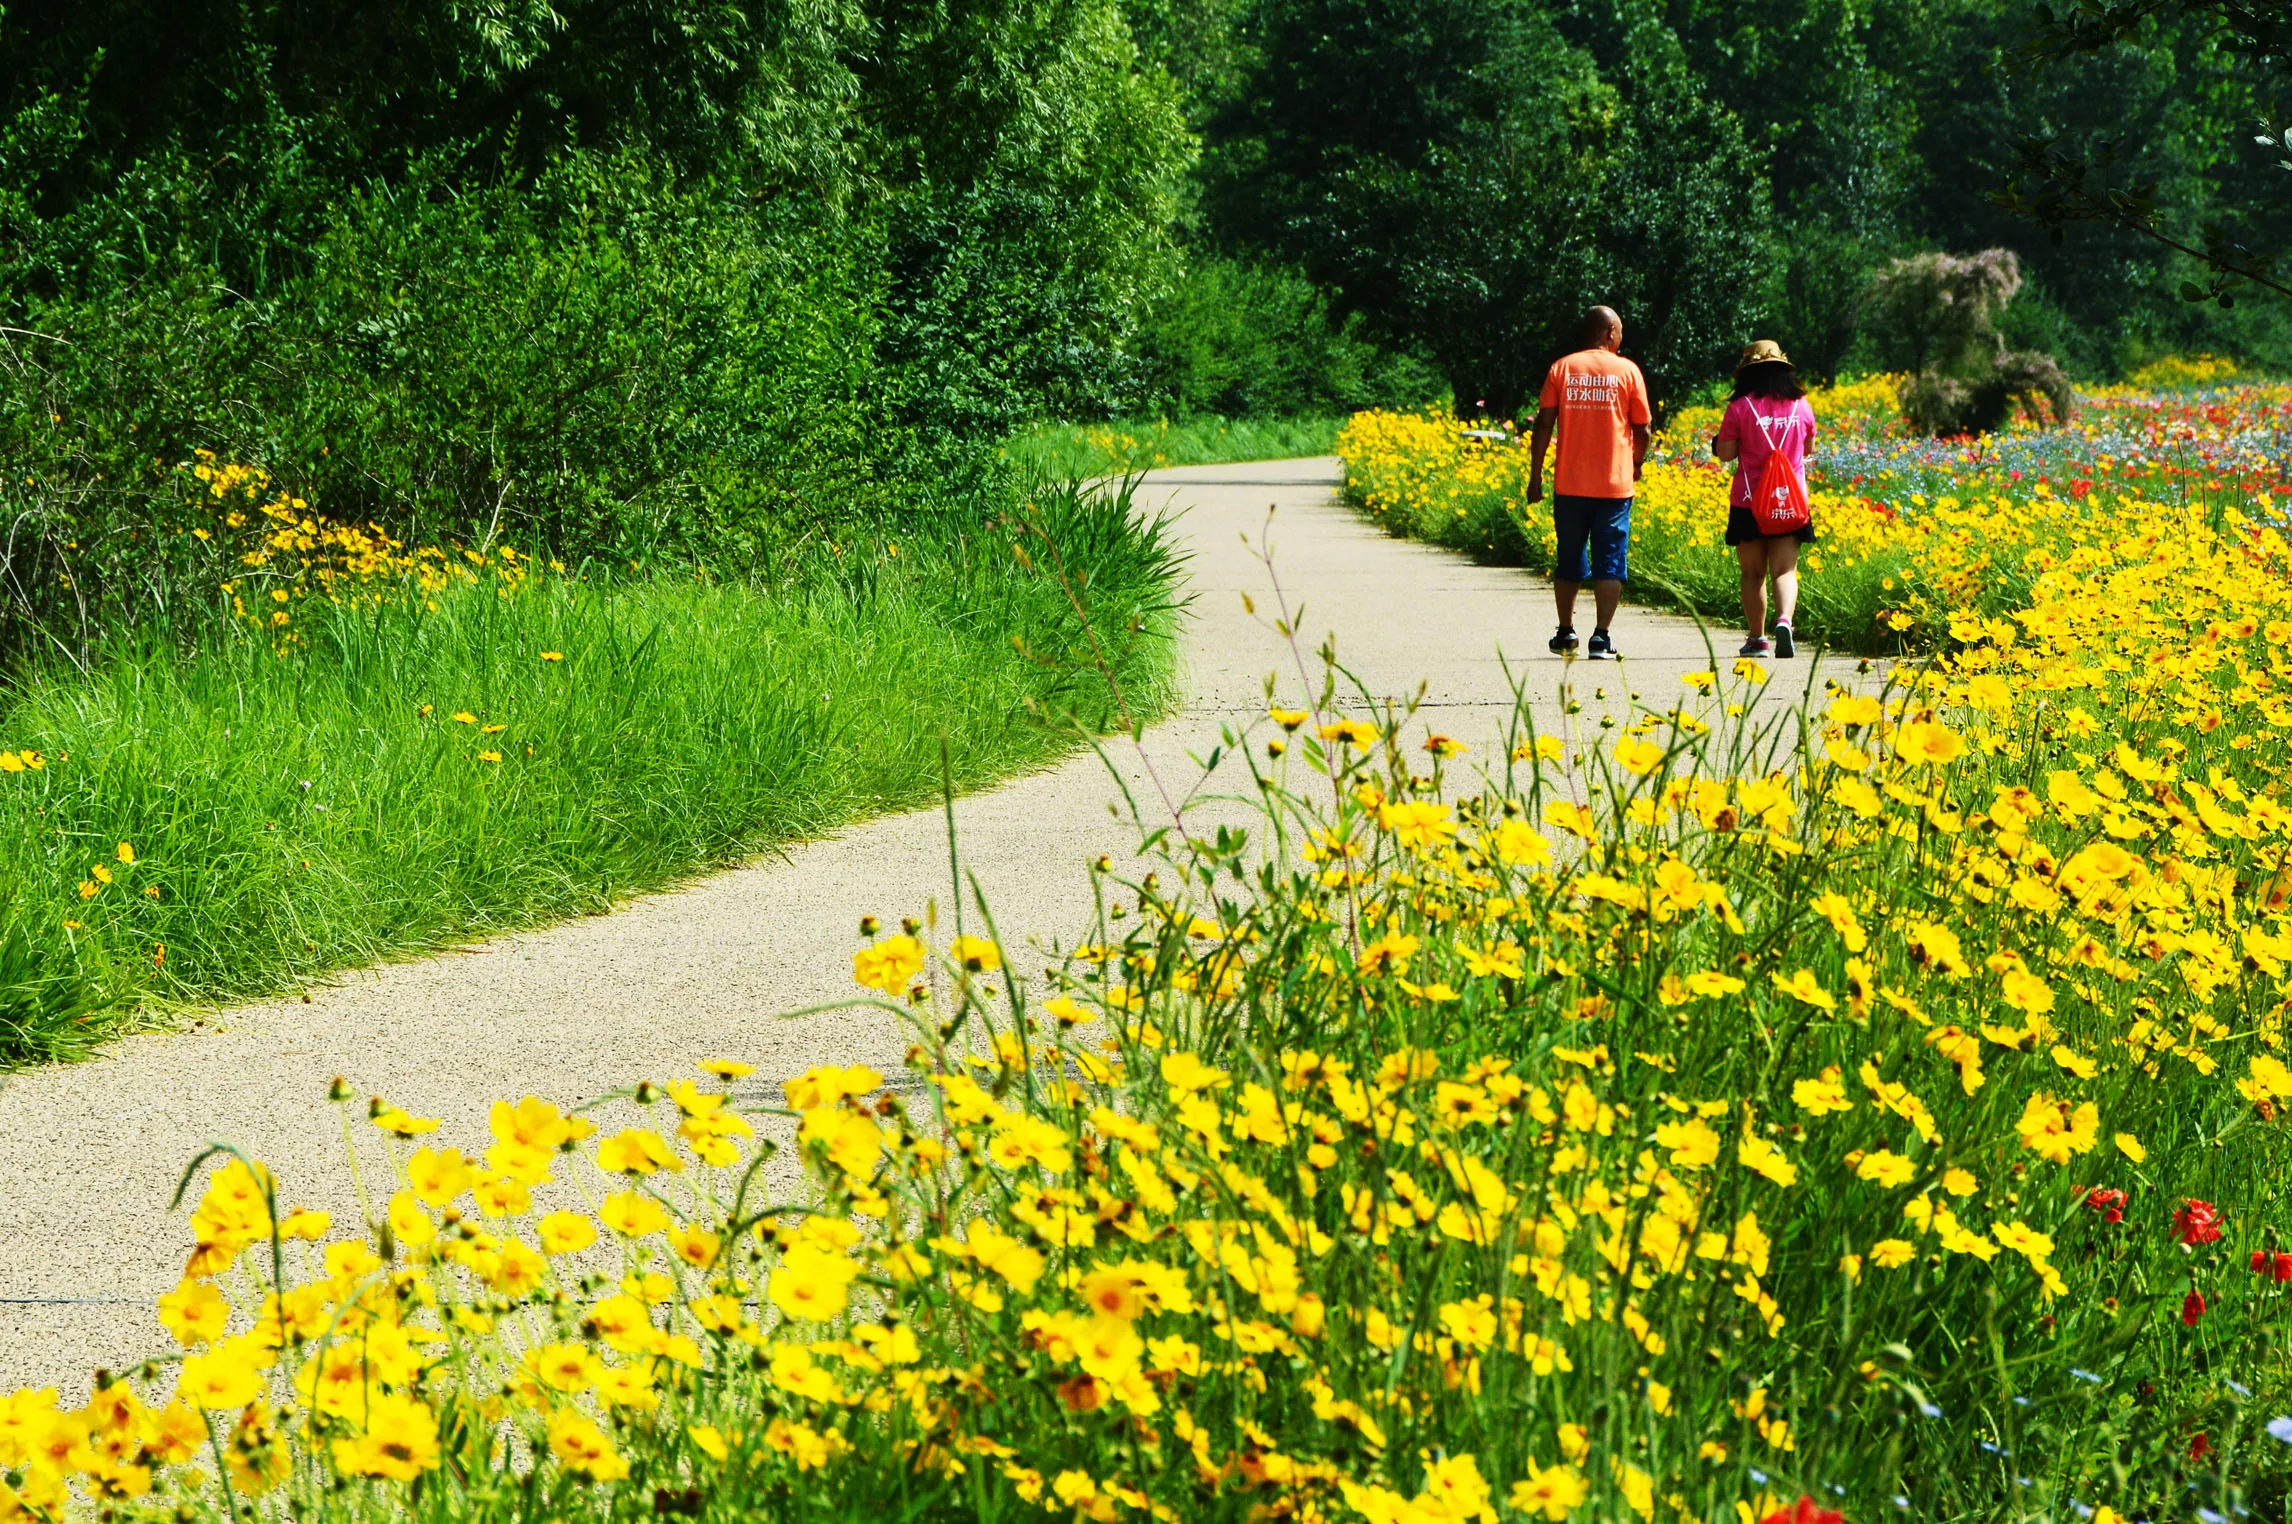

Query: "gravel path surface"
<box><xmin>0</xmin><ymin>456</ymin><xmax>1848</xmax><ymax>1393</ymax></box>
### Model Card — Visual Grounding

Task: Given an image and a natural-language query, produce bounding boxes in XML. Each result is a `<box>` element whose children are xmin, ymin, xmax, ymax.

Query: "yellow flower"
<box><xmin>2014</xmin><ymin>1092</ymin><xmax>2099</xmax><ymax>1164</ymax></box>
<box><xmin>852</xmin><ymin>936</ymin><xmax>924</xmax><ymax>995</ymax></box>
<box><xmin>1770</xmin><ymin>968</ymin><xmax>1835</xmax><ymax>1011</ymax></box>
<box><xmin>689</xmin><ymin>1425</ymin><xmax>730</xmax><ymax>1461</ymax></box>
<box><xmin>525</xmin><ymin>1343</ymin><xmax>596</xmax><ymax>1393</ymax></box>
<box><xmin>988</xmin><ymin>1113</ymin><xmax>1073</xmax><ymax>1173</ymax></box>
<box><xmin>1491</xmin><ymin>819</ymin><xmax>1553</xmax><ymax>867</ymax></box>
<box><xmin>1791</xmin><ymin>1067</ymin><xmax>1853</xmax><ymax>1116</ymax></box>
<box><xmin>536</xmin><ymin>1210</ymin><xmax>598</xmax><ymax>1255</ymax></box>
<box><xmin>784</xmin><ymin>1064</ymin><xmax>885</xmax><ymax>1110</ymax></box>
<box><xmin>596</xmin><ymin>1128</ymin><xmax>682</xmax><ymax>1176</ymax></box>
<box><xmin>798</xmin><ymin>1106</ymin><xmax>886</xmax><ymax>1177</ymax></box>
<box><xmin>540</xmin><ymin>650</ymin><xmax>564</xmax><ymax>661</ymax></box>
<box><xmin>599</xmin><ymin>1191</ymin><xmax>670</xmax><ymax>1239</ymax></box>
<box><xmin>115</xmin><ymin>842</ymin><xmax>134</xmax><ymax>865</ymax></box>
<box><xmin>158</xmin><ymin>1280</ymin><xmax>229</xmax><ymax>1347</ymax></box>
<box><xmin>1870</xmin><ymin>1238</ymin><xmax>1916</xmax><ymax>1269</ymax></box>
<box><xmin>177</xmin><ymin>1347</ymin><xmax>264</xmax><ymax>1410</ymax></box>
<box><xmin>1854</xmin><ymin>1150</ymin><xmax>1917</xmax><ymax>1188</ymax></box>
<box><xmin>1653</xmin><ymin>1118</ymin><xmax>1721</xmax><ymax>1169</ymax></box>
<box><xmin>1378</xmin><ymin>798</ymin><xmax>1456</xmax><ymax>849</ymax></box>
<box><xmin>2001</xmin><ymin>967</ymin><xmax>2055</xmax><ymax>1014</ymax></box>
<box><xmin>769</xmin><ymin>1244</ymin><xmax>859</xmax><ymax>1321</ymax></box>
<box><xmin>1614</xmin><ymin>735</ymin><xmax>1664</xmax><ymax>775</ymax></box>
<box><xmin>949</xmin><ymin>934</ymin><xmax>1002</xmax><ymax>973</ymax></box>
<box><xmin>547</xmin><ymin>1409</ymin><xmax>629</xmax><ymax>1482</ymax></box>
<box><xmin>404</xmin><ymin>1145</ymin><xmax>473</xmax><ymax>1208</ymax></box>
<box><xmin>2113</xmin><ymin>1132</ymin><xmax>2146</xmax><ymax>1162</ymax></box>
<box><xmin>699</xmin><ymin>1057</ymin><xmax>755</xmax><ymax>1078</ymax></box>
<box><xmin>1737</xmin><ymin>1131</ymin><xmax>1798</xmax><ymax>1187</ymax></box>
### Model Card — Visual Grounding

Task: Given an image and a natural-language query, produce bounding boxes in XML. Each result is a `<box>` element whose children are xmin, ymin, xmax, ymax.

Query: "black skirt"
<box><xmin>1725</xmin><ymin>507</ymin><xmax>1817</xmax><ymax>547</ymax></box>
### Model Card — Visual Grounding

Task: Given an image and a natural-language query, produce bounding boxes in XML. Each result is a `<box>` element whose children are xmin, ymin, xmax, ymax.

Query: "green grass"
<box><xmin>0</xmin><ymin>480</ymin><xmax>1182</xmax><ymax>1066</ymax></box>
<box><xmin>1003</xmin><ymin>415</ymin><xmax>1344</xmax><ymax>478</ymax></box>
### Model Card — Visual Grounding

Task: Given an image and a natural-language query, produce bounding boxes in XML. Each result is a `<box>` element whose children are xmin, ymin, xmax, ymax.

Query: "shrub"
<box><xmin>0</xmin><ymin>154</ymin><xmax>930</xmax><ymax>658</ymax></box>
<box><xmin>1862</xmin><ymin>250</ymin><xmax>2073</xmax><ymax>435</ymax></box>
<box><xmin>1126</xmin><ymin>255</ymin><xmax>1439</xmax><ymax>419</ymax></box>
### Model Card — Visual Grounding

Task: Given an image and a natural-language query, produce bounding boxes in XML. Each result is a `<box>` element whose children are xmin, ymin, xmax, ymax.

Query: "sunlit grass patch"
<box><xmin>1006</xmin><ymin>416</ymin><xmax>1345</xmax><ymax>479</ymax></box>
<box><xmin>0</xmin><ymin>479</ymin><xmax>1182</xmax><ymax>1064</ymax></box>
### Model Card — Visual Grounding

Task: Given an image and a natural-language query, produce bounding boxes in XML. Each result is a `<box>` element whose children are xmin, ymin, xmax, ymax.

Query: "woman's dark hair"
<box><xmin>1731</xmin><ymin>361</ymin><xmax>1805</xmax><ymax>401</ymax></box>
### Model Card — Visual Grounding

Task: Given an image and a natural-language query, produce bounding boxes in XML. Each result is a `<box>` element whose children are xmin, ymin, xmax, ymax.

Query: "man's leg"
<box><xmin>1551</xmin><ymin>497</ymin><xmax>1591</xmax><ymax>640</ymax></box>
<box><xmin>1591</xmin><ymin>498</ymin><xmax>1629</xmax><ymax>634</ymax></box>
<box><xmin>1592</xmin><ymin>579</ymin><xmax>1623</xmax><ymax>630</ymax></box>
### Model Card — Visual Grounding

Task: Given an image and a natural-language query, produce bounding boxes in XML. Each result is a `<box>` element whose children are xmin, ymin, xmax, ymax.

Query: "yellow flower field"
<box><xmin>8</xmin><ymin>413</ymin><xmax>2292</xmax><ymax>1522</ymax></box>
<box><xmin>1337</xmin><ymin>376</ymin><xmax>2292</xmax><ymax>653</ymax></box>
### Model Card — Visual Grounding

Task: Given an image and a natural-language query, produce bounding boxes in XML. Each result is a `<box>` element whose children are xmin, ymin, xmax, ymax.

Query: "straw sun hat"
<box><xmin>1735</xmin><ymin>339</ymin><xmax>1793</xmax><ymax>373</ymax></box>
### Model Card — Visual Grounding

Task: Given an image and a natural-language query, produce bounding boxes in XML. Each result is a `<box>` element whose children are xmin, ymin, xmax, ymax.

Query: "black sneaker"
<box><xmin>1773</xmin><ymin>622</ymin><xmax>1796</xmax><ymax>659</ymax></box>
<box><xmin>1548</xmin><ymin>625</ymin><xmax>1578</xmax><ymax>655</ymax></box>
<box><xmin>1587</xmin><ymin>629</ymin><xmax>1617</xmax><ymax>660</ymax></box>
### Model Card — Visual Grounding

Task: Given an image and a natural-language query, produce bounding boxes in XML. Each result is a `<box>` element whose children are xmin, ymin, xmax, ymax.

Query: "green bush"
<box><xmin>1127</xmin><ymin>255</ymin><xmax>1439</xmax><ymax>418</ymax></box>
<box><xmin>0</xmin><ymin>153</ymin><xmax>942</xmax><ymax>656</ymax></box>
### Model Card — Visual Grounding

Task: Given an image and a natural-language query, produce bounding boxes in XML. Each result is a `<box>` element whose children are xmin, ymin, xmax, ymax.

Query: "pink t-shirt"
<box><xmin>1716</xmin><ymin>397</ymin><xmax>1816</xmax><ymax>510</ymax></box>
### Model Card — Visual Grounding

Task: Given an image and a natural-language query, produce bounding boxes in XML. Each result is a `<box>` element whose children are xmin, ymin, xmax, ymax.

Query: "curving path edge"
<box><xmin>0</xmin><ymin>457</ymin><xmax>1839</xmax><ymax>1392</ymax></box>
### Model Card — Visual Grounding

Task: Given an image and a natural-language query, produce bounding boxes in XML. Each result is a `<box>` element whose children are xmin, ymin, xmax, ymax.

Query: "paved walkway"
<box><xmin>0</xmin><ymin>457</ymin><xmax>1843</xmax><ymax>1393</ymax></box>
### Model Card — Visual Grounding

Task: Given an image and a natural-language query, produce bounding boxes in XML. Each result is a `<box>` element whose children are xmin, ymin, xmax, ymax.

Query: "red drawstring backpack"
<box><xmin>1748</xmin><ymin>401</ymin><xmax>1811</xmax><ymax>535</ymax></box>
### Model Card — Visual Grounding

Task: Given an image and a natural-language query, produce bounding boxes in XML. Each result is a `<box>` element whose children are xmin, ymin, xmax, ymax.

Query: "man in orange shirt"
<box><xmin>1525</xmin><ymin>306</ymin><xmax>1652</xmax><ymax>660</ymax></box>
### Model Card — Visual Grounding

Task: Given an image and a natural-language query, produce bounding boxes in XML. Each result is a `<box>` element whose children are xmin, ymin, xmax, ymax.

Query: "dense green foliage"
<box><xmin>0</xmin><ymin>0</ymin><xmax>1194</xmax><ymax>653</ymax></box>
<box><xmin>1147</xmin><ymin>0</ymin><xmax>2292</xmax><ymax>414</ymax></box>
<box><xmin>1128</xmin><ymin>255</ymin><xmax>1440</xmax><ymax>419</ymax></box>
<box><xmin>0</xmin><ymin>480</ymin><xmax>1180</xmax><ymax>1066</ymax></box>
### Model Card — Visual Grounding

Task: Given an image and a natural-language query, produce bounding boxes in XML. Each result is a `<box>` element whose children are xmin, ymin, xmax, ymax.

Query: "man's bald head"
<box><xmin>1581</xmin><ymin>306</ymin><xmax>1622</xmax><ymax>349</ymax></box>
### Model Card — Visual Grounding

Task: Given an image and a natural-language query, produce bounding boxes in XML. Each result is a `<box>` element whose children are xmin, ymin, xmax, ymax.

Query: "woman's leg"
<box><xmin>1769</xmin><ymin>537</ymin><xmax>1802</xmax><ymax>628</ymax></box>
<box><xmin>1736</xmin><ymin>541</ymin><xmax>1769</xmax><ymax>638</ymax></box>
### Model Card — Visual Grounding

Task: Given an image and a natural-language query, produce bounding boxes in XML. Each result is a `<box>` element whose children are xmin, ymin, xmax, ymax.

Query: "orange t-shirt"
<box><xmin>1538</xmin><ymin>349</ymin><xmax>1651</xmax><ymax>498</ymax></box>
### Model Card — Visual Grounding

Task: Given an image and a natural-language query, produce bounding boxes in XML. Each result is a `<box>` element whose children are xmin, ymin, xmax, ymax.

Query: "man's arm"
<box><xmin>1630</xmin><ymin>423</ymin><xmax>1651</xmax><ymax>480</ymax></box>
<box><xmin>1525</xmin><ymin>406</ymin><xmax>1558</xmax><ymax>501</ymax></box>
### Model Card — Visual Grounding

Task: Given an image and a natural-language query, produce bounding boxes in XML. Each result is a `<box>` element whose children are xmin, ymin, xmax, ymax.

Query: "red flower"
<box><xmin>2083</xmin><ymin>1186</ymin><xmax>2127</xmax><ymax>1225</ymax></box>
<box><xmin>1759</xmin><ymin>1497</ymin><xmax>1845</xmax><ymax>1524</ymax></box>
<box><xmin>2191</xmin><ymin>1432</ymin><xmax>2212</xmax><ymax>1461</ymax></box>
<box><xmin>2273</xmin><ymin>1253</ymin><xmax>2292</xmax><ymax>1284</ymax></box>
<box><xmin>2182</xmin><ymin>1290</ymin><xmax>2207</xmax><ymax>1325</ymax></box>
<box><xmin>2174</xmin><ymin>1199</ymin><xmax>2223</xmax><ymax>1246</ymax></box>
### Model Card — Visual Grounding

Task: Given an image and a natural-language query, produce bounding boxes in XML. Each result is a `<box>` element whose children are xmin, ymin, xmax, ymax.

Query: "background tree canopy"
<box><xmin>1</xmin><ymin>0</ymin><xmax>2284</xmax><ymax>593</ymax></box>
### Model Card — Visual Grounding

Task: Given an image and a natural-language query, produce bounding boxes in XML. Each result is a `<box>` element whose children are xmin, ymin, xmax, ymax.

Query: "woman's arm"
<box><xmin>1714</xmin><ymin>436</ymin><xmax>1740</xmax><ymax>462</ymax></box>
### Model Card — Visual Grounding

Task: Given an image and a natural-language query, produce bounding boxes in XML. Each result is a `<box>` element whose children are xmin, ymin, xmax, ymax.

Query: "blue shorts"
<box><xmin>1552</xmin><ymin>495</ymin><xmax>1632</xmax><ymax>583</ymax></box>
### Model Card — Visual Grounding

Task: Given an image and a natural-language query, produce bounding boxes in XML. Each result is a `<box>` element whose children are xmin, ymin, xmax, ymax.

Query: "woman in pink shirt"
<box><xmin>1712</xmin><ymin>340</ymin><xmax>1816</xmax><ymax>659</ymax></box>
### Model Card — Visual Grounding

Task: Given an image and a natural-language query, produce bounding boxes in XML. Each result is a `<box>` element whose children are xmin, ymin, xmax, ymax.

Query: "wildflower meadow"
<box><xmin>5</xmin><ymin>367</ymin><xmax>2292</xmax><ymax>1521</ymax></box>
<box><xmin>1339</xmin><ymin>367</ymin><xmax>2292</xmax><ymax>654</ymax></box>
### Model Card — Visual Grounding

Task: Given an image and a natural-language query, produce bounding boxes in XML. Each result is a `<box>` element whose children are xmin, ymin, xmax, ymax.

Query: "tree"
<box><xmin>1556</xmin><ymin>3</ymin><xmax>1774</xmax><ymax>402</ymax></box>
<box><xmin>1206</xmin><ymin>0</ymin><xmax>1763</xmax><ymax>415</ymax></box>
<box><xmin>1999</xmin><ymin>0</ymin><xmax>2292</xmax><ymax>308</ymax></box>
<box><xmin>858</xmin><ymin>0</ymin><xmax>1196</xmax><ymax>430</ymax></box>
<box><xmin>1654</xmin><ymin>0</ymin><xmax>1922</xmax><ymax>378</ymax></box>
